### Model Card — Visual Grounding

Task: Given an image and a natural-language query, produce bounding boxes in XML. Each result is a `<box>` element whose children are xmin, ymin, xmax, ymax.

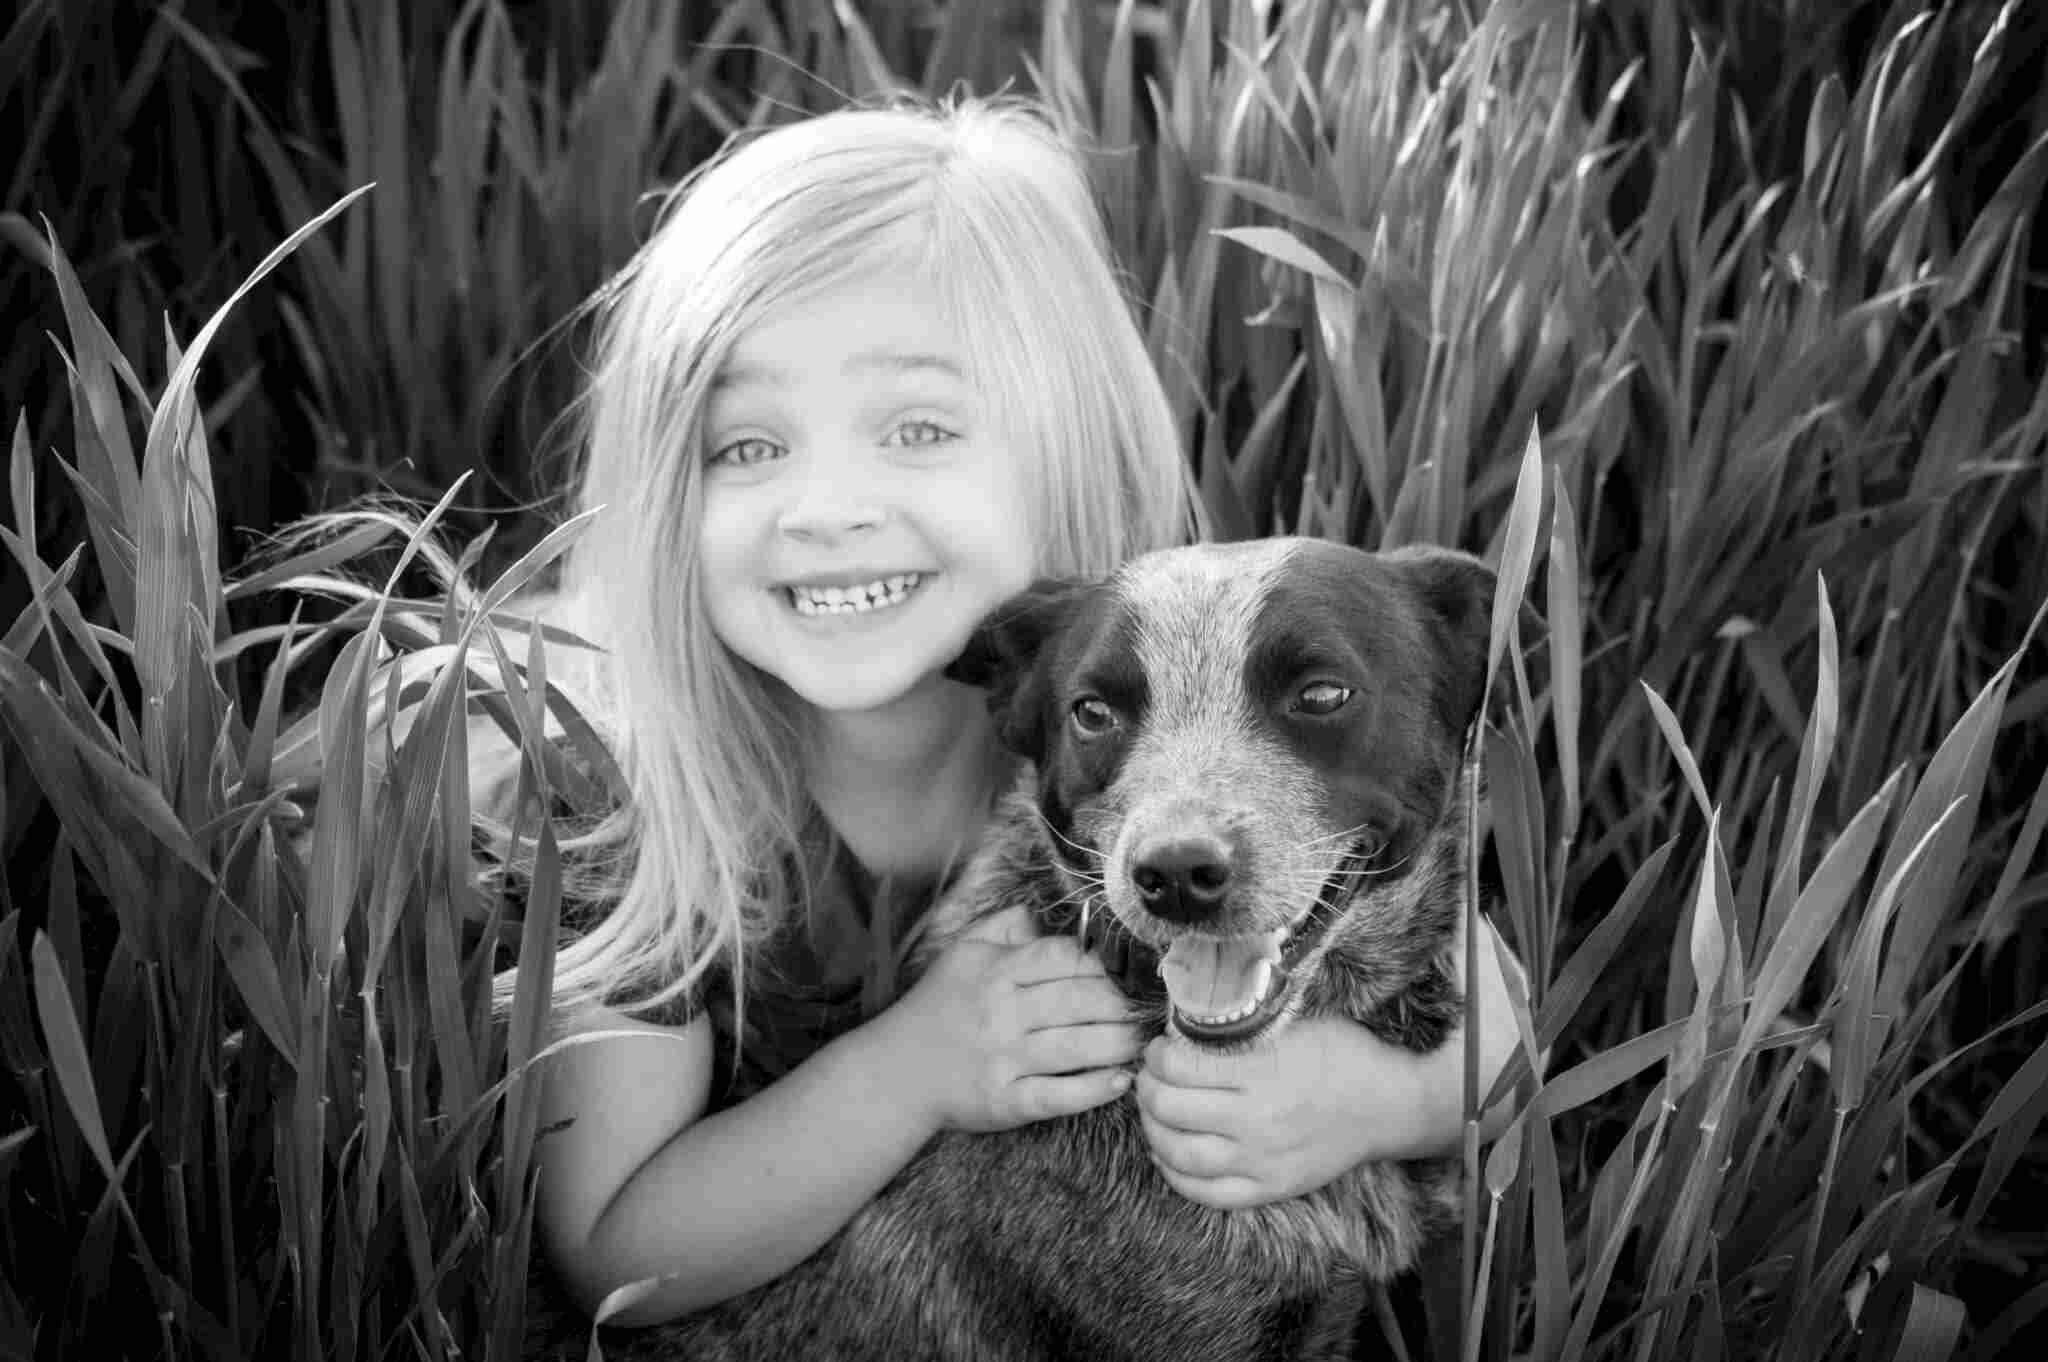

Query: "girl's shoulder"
<box><xmin>542</xmin><ymin>802</ymin><xmax>961</xmax><ymax>1106</ymax></box>
<box><xmin>700</xmin><ymin>810</ymin><xmax>956</xmax><ymax>1106</ymax></box>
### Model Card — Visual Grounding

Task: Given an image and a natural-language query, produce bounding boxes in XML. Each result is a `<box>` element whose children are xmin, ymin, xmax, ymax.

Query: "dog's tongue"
<box><xmin>1159</xmin><ymin>930</ymin><xmax>1286</xmax><ymax>1018</ymax></box>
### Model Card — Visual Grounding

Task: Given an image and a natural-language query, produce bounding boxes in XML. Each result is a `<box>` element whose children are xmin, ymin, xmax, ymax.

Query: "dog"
<box><xmin>530</xmin><ymin>537</ymin><xmax>1495</xmax><ymax>1361</ymax></box>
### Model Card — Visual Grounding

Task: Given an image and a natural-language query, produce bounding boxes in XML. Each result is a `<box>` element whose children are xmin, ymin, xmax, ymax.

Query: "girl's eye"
<box><xmin>708</xmin><ymin>436</ymin><xmax>782</xmax><ymax>468</ymax></box>
<box><xmin>1070</xmin><ymin>696</ymin><xmax>1119</xmax><ymax>736</ymax></box>
<box><xmin>1293</xmin><ymin>682</ymin><xmax>1354</xmax><ymax>716</ymax></box>
<box><xmin>888</xmin><ymin>419</ymin><xmax>956</xmax><ymax>449</ymax></box>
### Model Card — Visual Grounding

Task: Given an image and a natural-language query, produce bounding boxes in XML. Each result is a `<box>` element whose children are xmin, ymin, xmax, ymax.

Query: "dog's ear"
<box><xmin>1390</xmin><ymin>546</ymin><xmax>1499</xmax><ymax>735</ymax></box>
<box><xmin>945</xmin><ymin>577</ymin><xmax>1087</xmax><ymax>688</ymax></box>
<box><xmin>946</xmin><ymin>578</ymin><xmax>1092</xmax><ymax>762</ymax></box>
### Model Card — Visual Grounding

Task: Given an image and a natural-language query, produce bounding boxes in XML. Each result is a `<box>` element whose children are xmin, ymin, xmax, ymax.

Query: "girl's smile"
<box><xmin>782</xmin><ymin>571</ymin><xmax>931</xmax><ymax>617</ymax></box>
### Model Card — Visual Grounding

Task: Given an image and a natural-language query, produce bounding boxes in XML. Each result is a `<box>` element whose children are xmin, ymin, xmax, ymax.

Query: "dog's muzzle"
<box><xmin>1152</xmin><ymin>840</ymin><xmax>1376</xmax><ymax>1046</ymax></box>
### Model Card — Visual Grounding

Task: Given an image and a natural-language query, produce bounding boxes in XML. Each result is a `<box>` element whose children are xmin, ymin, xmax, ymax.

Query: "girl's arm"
<box><xmin>535</xmin><ymin>907</ymin><xmax>1140</xmax><ymax>1326</ymax></box>
<box><xmin>1333</xmin><ymin>911</ymin><xmax>1526</xmax><ymax>1160</ymax></box>
<box><xmin>535</xmin><ymin>1003</ymin><xmax>942</xmax><ymax>1325</ymax></box>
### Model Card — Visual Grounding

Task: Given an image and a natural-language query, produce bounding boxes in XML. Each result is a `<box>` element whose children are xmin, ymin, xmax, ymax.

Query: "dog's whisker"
<box><xmin>1361</xmin><ymin>847</ymin><xmax>1415</xmax><ymax>875</ymax></box>
<box><xmin>1299</xmin><ymin>821</ymin><xmax>1378</xmax><ymax>851</ymax></box>
<box><xmin>1044</xmin><ymin>882</ymin><xmax>1104</xmax><ymax>915</ymax></box>
<box><xmin>1027</xmin><ymin>804</ymin><xmax>1107</xmax><ymax>867</ymax></box>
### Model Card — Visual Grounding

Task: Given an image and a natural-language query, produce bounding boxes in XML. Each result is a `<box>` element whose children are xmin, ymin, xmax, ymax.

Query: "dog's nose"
<box><xmin>1130</xmin><ymin>836</ymin><xmax>1237</xmax><ymax>923</ymax></box>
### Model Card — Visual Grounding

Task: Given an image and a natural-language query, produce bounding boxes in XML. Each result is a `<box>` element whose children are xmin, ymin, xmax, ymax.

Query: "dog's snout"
<box><xmin>1129</xmin><ymin>835</ymin><xmax>1239</xmax><ymax>923</ymax></box>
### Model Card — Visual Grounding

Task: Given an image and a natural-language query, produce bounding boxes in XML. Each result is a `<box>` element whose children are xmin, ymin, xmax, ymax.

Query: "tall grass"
<box><xmin>2</xmin><ymin>0</ymin><xmax>2044</xmax><ymax>1358</ymax></box>
<box><xmin>0</xmin><ymin>194</ymin><xmax>611</xmax><ymax>1357</ymax></box>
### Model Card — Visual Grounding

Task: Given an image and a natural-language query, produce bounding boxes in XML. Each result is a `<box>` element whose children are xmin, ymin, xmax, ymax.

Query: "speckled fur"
<box><xmin>525</xmin><ymin>540</ymin><xmax>1492</xmax><ymax>1361</ymax></box>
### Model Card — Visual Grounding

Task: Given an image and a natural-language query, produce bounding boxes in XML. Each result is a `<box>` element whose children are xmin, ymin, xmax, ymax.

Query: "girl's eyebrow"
<box><xmin>712</xmin><ymin>350</ymin><xmax>967</xmax><ymax>392</ymax></box>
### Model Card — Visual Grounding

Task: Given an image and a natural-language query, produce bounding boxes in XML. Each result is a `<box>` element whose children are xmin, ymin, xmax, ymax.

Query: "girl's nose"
<box><xmin>774</xmin><ymin>457</ymin><xmax>884</xmax><ymax>542</ymax></box>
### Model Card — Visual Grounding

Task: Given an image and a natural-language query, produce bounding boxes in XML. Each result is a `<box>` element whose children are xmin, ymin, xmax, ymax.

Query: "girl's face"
<box><xmin>695</xmin><ymin>267</ymin><xmax>1038</xmax><ymax>717</ymax></box>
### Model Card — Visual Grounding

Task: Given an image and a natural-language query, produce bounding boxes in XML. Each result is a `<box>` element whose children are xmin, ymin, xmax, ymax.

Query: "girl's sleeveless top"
<box><xmin>606</xmin><ymin>809</ymin><xmax>954</xmax><ymax>1114</ymax></box>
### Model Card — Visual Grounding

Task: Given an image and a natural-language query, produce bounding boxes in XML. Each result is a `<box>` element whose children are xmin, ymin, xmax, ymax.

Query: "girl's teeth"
<box><xmin>790</xmin><ymin>573</ymin><xmax>923</xmax><ymax>616</ymax></box>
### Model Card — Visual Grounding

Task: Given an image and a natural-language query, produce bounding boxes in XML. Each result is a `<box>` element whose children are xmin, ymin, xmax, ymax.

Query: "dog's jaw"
<box><xmin>1154</xmin><ymin>837</ymin><xmax>1369</xmax><ymax>1046</ymax></box>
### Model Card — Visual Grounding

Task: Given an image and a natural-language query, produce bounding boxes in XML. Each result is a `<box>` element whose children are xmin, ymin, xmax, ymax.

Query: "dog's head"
<box><xmin>948</xmin><ymin>538</ymin><xmax>1494</xmax><ymax>1049</ymax></box>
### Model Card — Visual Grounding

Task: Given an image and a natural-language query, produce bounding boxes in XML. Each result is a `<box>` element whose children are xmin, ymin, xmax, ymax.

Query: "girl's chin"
<box><xmin>802</xmin><ymin>674</ymin><xmax>956</xmax><ymax>717</ymax></box>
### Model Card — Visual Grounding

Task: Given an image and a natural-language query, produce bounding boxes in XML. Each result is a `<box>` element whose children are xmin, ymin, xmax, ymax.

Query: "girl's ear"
<box><xmin>946</xmin><ymin>578</ymin><xmax>1094</xmax><ymax>763</ymax></box>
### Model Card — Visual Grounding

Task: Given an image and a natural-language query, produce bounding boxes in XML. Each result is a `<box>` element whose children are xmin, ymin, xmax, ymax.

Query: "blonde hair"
<box><xmin>536</xmin><ymin>94</ymin><xmax>1197</xmax><ymax>1025</ymax></box>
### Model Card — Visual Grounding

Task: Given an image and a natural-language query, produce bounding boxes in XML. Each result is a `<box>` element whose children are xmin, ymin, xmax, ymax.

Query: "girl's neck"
<box><xmin>799</xmin><ymin>679</ymin><xmax>1013</xmax><ymax>880</ymax></box>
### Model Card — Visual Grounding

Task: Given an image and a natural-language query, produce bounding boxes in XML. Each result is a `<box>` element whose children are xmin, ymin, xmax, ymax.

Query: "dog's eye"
<box><xmin>1294</xmin><ymin>682</ymin><xmax>1354</xmax><ymax>716</ymax></box>
<box><xmin>1070</xmin><ymin>696</ymin><xmax>1120</xmax><ymax>735</ymax></box>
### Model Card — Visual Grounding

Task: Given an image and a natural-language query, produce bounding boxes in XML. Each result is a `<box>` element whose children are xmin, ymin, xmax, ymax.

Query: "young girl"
<box><xmin>525</xmin><ymin>94</ymin><xmax>1524</xmax><ymax>1329</ymax></box>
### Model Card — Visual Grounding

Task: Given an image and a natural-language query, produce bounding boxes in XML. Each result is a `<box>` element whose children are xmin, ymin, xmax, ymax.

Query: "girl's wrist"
<box><xmin>845</xmin><ymin>999</ymin><xmax>952</xmax><ymax>1140</ymax></box>
<box><xmin>1325</xmin><ymin>1018</ymin><xmax>1473</xmax><ymax>1164</ymax></box>
<box><xmin>1398</xmin><ymin>1027</ymin><xmax>1521</xmax><ymax>1161</ymax></box>
<box><xmin>1367</xmin><ymin>1040</ymin><xmax>1462</xmax><ymax>1163</ymax></box>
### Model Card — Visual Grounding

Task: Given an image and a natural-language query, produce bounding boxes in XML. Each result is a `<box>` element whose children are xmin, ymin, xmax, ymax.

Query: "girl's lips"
<box><xmin>781</xmin><ymin>569</ymin><xmax>930</xmax><ymax>591</ymax></box>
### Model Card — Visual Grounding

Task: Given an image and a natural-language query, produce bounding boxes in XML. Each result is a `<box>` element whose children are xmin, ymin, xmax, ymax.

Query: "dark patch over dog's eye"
<box><xmin>1293</xmin><ymin>682</ymin><xmax>1354</xmax><ymax>716</ymax></box>
<box><xmin>1070</xmin><ymin>696</ymin><xmax>1120</xmax><ymax>735</ymax></box>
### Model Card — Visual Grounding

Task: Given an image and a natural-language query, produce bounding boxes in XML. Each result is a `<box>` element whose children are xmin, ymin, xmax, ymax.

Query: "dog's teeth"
<box><xmin>1179</xmin><ymin>956</ymin><xmax>1281</xmax><ymax>1027</ymax></box>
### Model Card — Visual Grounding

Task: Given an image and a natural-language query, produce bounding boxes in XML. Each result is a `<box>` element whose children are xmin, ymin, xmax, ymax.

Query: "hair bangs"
<box><xmin>921</xmin><ymin>113</ymin><xmax>1196</xmax><ymax>579</ymax></box>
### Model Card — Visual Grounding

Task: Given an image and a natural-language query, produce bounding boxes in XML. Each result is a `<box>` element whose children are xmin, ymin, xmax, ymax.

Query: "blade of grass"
<box><xmin>1885</xmin><ymin>1284</ymin><xmax>1967</xmax><ymax>1362</ymax></box>
<box><xmin>1875</xmin><ymin>648</ymin><xmax>2022</xmax><ymax>1019</ymax></box>
<box><xmin>1562</xmin><ymin>1082</ymin><xmax>1674</xmax><ymax>1361</ymax></box>
<box><xmin>41</xmin><ymin>223</ymin><xmax>146</xmax><ymax>520</ymax></box>
<box><xmin>1639</xmin><ymin>680</ymin><xmax>1714</xmax><ymax>824</ymax></box>
<box><xmin>28</xmin><ymin>932</ymin><xmax>115</xmax><ymax>1181</ymax></box>
<box><xmin>1955</xmin><ymin>1025</ymin><xmax>2048</xmax><ymax>1249</ymax></box>
<box><xmin>222</xmin><ymin>521</ymin><xmax>403</xmax><ymax>603</ymax></box>
<box><xmin>1974</xmin><ymin>755</ymin><xmax>2048</xmax><ymax>950</ymax></box>
<box><xmin>1735</xmin><ymin>769</ymin><xmax>1901</xmax><ymax>1062</ymax></box>
<box><xmin>831</xmin><ymin>0</ymin><xmax>907</xmax><ymax>97</ymax></box>
<box><xmin>1837</xmin><ymin>802</ymin><xmax>1962</xmax><ymax>1112</ymax></box>
<box><xmin>1547</xmin><ymin>464</ymin><xmax>1583</xmax><ymax>839</ymax></box>
<box><xmin>1486</xmin><ymin>837</ymin><xmax>1674</xmax><ymax>1106</ymax></box>
<box><xmin>0</xmin><ymin>529</ymin><xmax>146</xmax><ymax>770</ymax></box>
<box><xmin>0</xmin><ymin>650</ymin><xmax>212</xmax><ymax>880</ymax></box>
<box><xmin>240</xmin><ymin>602</ymin><xmax>303</xmax><ymax>794</ymax></box>
<box><xmin>1967</xmin><ymin>1279</ymin><xmax>2048</xmax><ymax>1362</ymax></box>
<box><xmin>1673</xmin><ymin>812</ymin><xmax>1728</xmax><ymax>1096</ymax></box>
<box><xmin>1466</xmin><ymin>426</ymin><xmax>1549</xmax><ymax>1326</ymax></box>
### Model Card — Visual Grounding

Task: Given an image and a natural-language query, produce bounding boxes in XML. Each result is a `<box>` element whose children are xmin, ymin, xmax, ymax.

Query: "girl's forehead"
<box><xmin>718</xmin><ymin>270</ymin><xmax>978</xmax><ymax>388</ymax></box>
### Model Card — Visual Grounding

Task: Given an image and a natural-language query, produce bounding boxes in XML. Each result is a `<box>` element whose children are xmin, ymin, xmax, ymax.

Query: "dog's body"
<box><xmin>530</xmin><ymin>539</ymin><xmax>1496</xmax><ymax>1362</ymax></box>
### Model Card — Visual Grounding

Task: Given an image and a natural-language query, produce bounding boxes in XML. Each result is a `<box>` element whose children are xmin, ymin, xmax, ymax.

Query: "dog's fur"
<box><xmin>528</xmin><ymin>538</ymin><xmax>1495</xmax><ymax>1361</ymax></box>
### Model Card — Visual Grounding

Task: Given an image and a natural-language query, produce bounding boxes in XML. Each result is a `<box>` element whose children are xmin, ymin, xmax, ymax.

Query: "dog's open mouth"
<box><xmin>1161</xmin><ymin>843</ymin><xmax>1374</xmax><ymax>1046</ymax></box>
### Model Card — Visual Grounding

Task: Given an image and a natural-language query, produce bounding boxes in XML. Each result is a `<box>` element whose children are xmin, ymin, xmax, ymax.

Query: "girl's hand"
<box><xmin>888</xmin><ymin>904</ymin><xmax>1142</xmax><ymax>1134</ymax></box>
<box><xmin>1135</xmin><ymin>1019</ymin><xmax>1376</xmax><ymax>1210</ymax></box>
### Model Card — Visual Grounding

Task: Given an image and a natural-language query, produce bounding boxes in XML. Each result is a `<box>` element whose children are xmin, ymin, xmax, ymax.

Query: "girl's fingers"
<box><xmin>962</xmin><ymin>903</ymin><xmax>1043</xmax><ymax>948</ymax></box>
<box><xmin>1139</xmin><ymin>1107</ymin><xmax>1241</xmax><ymax>1180</ymax></box>
<box><xmin>1132</xmin><ymin>1064</ymin><xmax>1242</xmax><ymax>1135</ymax></box>
<box><xmin>1006</xmin><ymin>932</ymin><xmax>1108</xmax><ymax>985</ymax></box>
<box><xmin>1142</xmin><ymin>1034</ymin><xmax>1245</xmax><ymax>1090</ymax></box>
<box><xmin>1148</xmin><ymin>1158</ymin><xmax>1266</xmax><ymax>1211</ymax></box>
<box><xmin>1016</xmin><ymin>973</ymin><xmax>1135</xmax><ymax>1029</ymax></box>
<box><xmin>1025</xmin><ymin>1021</ymin><xmax>1144</xmax><ymax>1074</ymax></box>
<box><xmin>1008</xmin><ymin>1068</ymin><xmax>1133</xmax><ymax>1123</ymax></box>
